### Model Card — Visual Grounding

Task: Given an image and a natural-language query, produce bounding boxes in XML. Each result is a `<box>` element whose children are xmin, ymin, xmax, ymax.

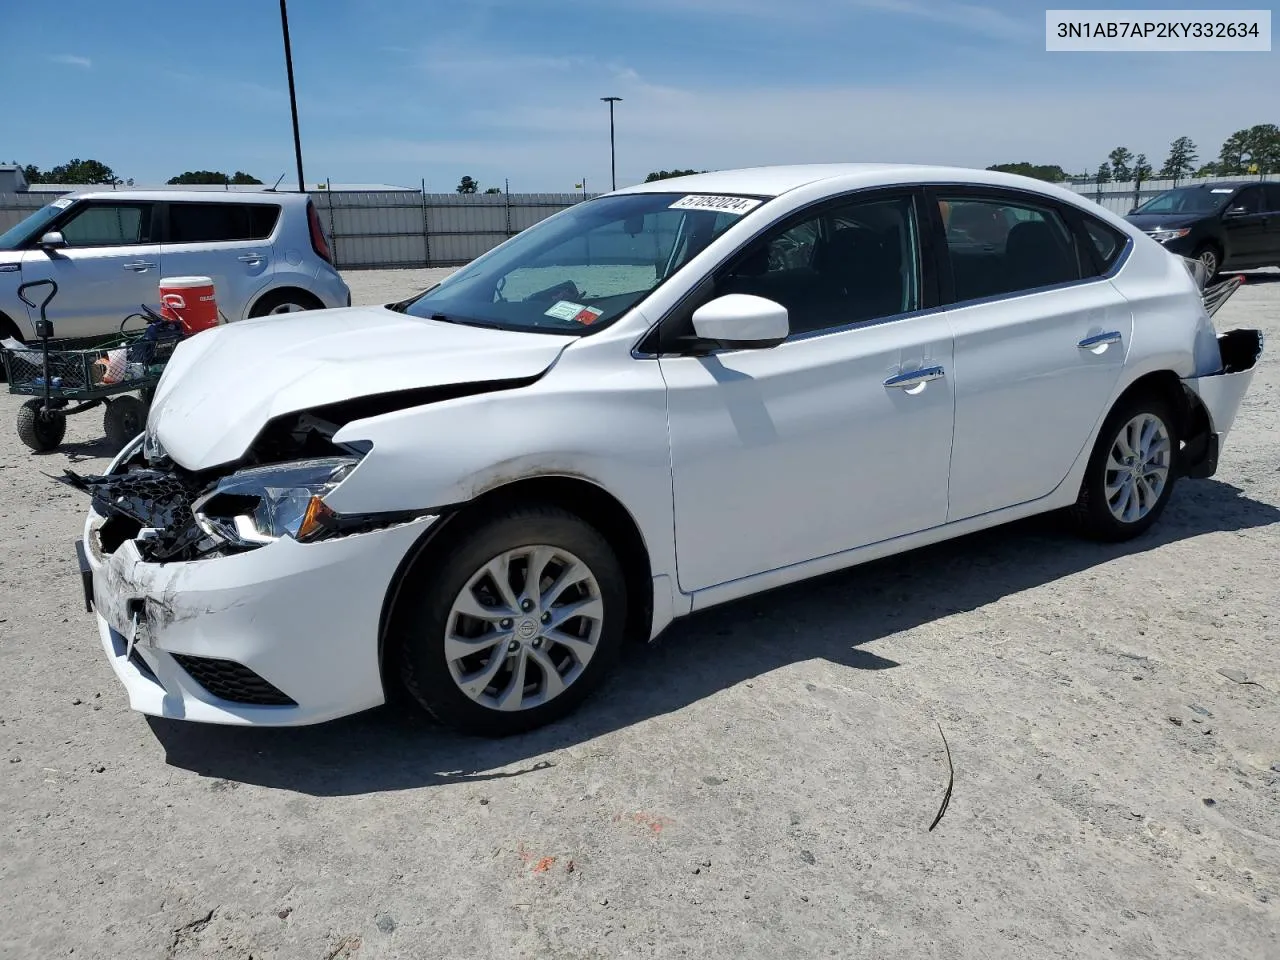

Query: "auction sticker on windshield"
<box><xmin>52</xmin><ymin>198</ymin><xmax>74</xmax><ymax>209</ymax></box>
<box><xmin>545</xmin><ymin>300</ymin><xmax>603</xmax><ymax>324</ymax></box>
<box><xmin>669</xmin><ymin>195</ymin><xmax>763</xmax><ymax>215</ymax></box>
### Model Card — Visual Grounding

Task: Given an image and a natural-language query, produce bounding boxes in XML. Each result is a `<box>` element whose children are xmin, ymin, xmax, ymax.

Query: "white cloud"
<box><xmin>50</xmin><ymin>54</ymin><xmax>92</xmax><ymax>69</ymax></box>
<box><xmin>309</xmin><ymin>49</ymin><xmax>1278</xmax><ymax>190</ymax></box>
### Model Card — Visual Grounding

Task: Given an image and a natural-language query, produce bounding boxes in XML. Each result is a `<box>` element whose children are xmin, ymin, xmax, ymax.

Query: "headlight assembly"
<box><xmin>192</xmin><ymin>457</ymin><xmax>357</xmax><ymax>548</ymax></box>
<box><xmin>1149</xmin><ymin>227</ymin><xmax>1191</xmax><ymax>242</ymax></box>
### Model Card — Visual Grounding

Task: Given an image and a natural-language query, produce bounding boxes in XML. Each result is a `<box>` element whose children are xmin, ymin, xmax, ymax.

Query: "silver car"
<box><xmin>0</xmin><ymin>189</ymin><xmax>350</xmax><ymax>341</ymax></box>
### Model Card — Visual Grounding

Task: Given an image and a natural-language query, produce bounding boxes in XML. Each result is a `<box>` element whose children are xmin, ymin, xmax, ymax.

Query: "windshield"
<box><xmin>1134</xmin><ymin>186</ymin><xmax>1234</xmax><ymax>215</ymax></box>
<box><xmin>398</xmin><ymin>192</ymin><xmax>759</xmax><ymax>333</ymax></box>
<box><xmin>0</xmin><ymin>201</ymin><xmax>70</xmax><ymax>250</ymax></box>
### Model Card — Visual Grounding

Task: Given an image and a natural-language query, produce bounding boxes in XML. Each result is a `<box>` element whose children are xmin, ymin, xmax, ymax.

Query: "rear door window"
<box><xmin>937</xmin><ymin>194</ymin><xmax>1081</xmax><ymax>302</ymax></box>
<box><xmin>1264</xmin><ymin>183</ymin><xmax>1280</xmax><ymax>213</ymax></box>
<box><xmin>167</xmin><ymin>202</ymin><xmax>281</xmax><ymax>243</ymax></box>
<box><xmin>58</xmin><ymin>202</ymin><xmax>154</xmax><ymax>247</ymax></box>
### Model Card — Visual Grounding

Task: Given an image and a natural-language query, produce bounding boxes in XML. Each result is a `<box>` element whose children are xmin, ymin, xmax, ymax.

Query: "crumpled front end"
<box><xmin>1180</xmin><ymin>328</ymin><xmax>1263</xmax><ymax>480</ymax></box>
<box><xmin>72</xmin><ymin>419</ymin><xmax>438</xmax><ymax>726</ymax></box>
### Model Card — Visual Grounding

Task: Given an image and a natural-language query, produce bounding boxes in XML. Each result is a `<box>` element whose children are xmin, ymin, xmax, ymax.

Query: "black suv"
<box><xmin>1125</xmin><ymin>180</ymin><xmax>1280</xmax><ymax>278</ymax></box>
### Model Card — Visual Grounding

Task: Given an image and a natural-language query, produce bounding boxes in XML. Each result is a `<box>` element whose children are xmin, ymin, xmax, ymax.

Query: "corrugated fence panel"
<box><xmin>7</xmin><ymin>177</ymin><xmax>1279</xmax><ymax>268</ymax></box>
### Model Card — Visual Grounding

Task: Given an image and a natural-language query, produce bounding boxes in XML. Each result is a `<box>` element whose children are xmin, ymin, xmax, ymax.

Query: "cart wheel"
<box><xmin>103</xmin><ymin>395</ymin><xmax>146</xmax><ymax>454</ymax></box>
<box><xmin>17</xmin><ymin>398</ymin><xmax>67</xmax><ymax>452</ymax></box>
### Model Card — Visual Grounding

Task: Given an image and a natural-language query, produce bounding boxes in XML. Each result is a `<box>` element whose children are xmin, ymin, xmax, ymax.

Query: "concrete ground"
<box><xmin>1</xmin><ymin>268</ymin><xmax>1278</xmax><ymax>960</ymax></box>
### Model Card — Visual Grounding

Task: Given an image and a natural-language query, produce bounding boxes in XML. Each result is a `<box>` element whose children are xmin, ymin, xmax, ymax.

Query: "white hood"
<box><xmin>148</xmin><ymin>306</ymin><xmax>574</xmax><ymax>470</ymax></box>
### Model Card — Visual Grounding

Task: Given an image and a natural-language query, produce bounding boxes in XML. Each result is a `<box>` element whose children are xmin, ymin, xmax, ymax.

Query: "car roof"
<box><xmin>612</xmin><ymin>163</ymin><xmax>1087</xmax><ymax>200</ymax></box>
<box><xmin>64</xmin><ymin>189</ymin><xmax>307</xmax><ymax>204</ymax></box>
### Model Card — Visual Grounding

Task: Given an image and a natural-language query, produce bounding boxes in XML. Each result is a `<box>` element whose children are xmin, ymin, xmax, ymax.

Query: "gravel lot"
<box><xmin>2</xmin><ymin>268</ymin><xmax>1278</xmax><ymax>960</ymax></box>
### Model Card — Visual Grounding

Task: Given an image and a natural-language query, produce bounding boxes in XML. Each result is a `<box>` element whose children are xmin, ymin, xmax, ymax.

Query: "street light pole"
<box><xmin>601</xmin><ymin>96</ymin><xmax>622</xmax><ymax>191</ymax></box>
<box><xmin>280</xmin><ymin>0</ymin><xmax>306</xmax><ymax>193</ymax></box>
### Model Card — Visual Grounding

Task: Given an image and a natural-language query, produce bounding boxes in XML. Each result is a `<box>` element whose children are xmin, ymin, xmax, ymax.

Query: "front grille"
<box><xmin>171</xmin><ymin>654</ymin><xmax>296</xmax><ymax>706</ymax></box>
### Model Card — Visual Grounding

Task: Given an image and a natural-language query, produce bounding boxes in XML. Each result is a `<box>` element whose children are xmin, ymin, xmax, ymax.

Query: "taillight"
<box><xmin>306</xmin><ymin>200</ymin><xmax>333</xmax><ymax>265</ymax></box>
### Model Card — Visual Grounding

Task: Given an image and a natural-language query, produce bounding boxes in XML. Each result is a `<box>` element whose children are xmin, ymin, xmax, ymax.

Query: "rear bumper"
<box><xmin>1181</xmin><ymin>328</ymin><xmax>1262</xmax><ymax>478</ymax></box>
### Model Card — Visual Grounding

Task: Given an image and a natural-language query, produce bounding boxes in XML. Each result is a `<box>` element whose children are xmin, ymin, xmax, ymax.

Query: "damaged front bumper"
<box><xmin>1180</xmin><ymin>328</ymin><xmax>1263</xmax><ymax>480</ymax></box>
<box><xmin>81</xmin><ymin>502</ymin><xmax>436</xmax><ymax>726</ymax></box>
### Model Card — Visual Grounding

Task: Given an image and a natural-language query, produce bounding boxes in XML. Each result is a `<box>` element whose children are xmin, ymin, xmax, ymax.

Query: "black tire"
<box><xmin>248</xmin><ymin>289</ymin><xmax>324</xmax><ymax>318</ymax></box>
<box><xmin>103</xmin><ymin>395</ymin><xmax>147</xmax><ymax>454</ymax></box>
<box><xmin>392</xmin><ymin>503</ymin><xmax>628</xmax><ymax>737</ymax></box>
<box><xmin>1071</xmin><ymin>393</ymin><xmax>1179</xmax><ymax>542</ymax></box>
<box><xmin>16</xmin><ymin>398</ymin><xmax>67</xmax><ymax>452</ymax></box>
<box><xmin>1192</xmin><ymin>243</ymin><xmax>1221</xmax><ymax>283</ymax></box>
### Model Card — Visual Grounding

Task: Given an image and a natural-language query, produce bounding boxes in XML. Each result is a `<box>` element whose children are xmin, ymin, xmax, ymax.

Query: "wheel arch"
<box><xmin>376</xmin><ymin>474</ymin><xmax>656</xmax><ymax>697</ymax></box>
<box><xmin>0</xmin><ymin>308</ymin><xmax>24</xmax><ymax>342</ymax></box>
<box><xmin>247</xmin><ymin>285</ymin><xmax>324</xmax><ymax>318</ymax></box>
<box><xmin>1105</xmin><ymin>369</ymin><xmax>1211</xmax><ymax>473</ymax></box>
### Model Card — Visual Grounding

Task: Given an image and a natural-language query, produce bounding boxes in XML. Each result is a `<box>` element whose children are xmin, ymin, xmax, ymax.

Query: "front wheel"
<box><xmin>1193</xmin><ymin>244</ymin><xmax>1220</xmax><ymax>283</ymax></box>
<box><xmin>392</xmin><ymin>504</ymin><xmax>628</xmax><ymax>737</ymax></box>
<box><xmin>1071</xmin><ymin>394</ymin><xmax>1179</xmax><ymax>541</ymax></box>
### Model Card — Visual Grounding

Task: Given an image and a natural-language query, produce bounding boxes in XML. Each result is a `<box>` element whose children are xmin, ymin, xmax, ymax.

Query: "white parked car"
<box><xmin>71</xmin><ymin>164</ymin><xmax>1262</xmax><ymax>736</ymax></box>
<box><xmin>0</xmin><ymin>189</ymin><xmax>350</xmax><ymax>341</ymax></box>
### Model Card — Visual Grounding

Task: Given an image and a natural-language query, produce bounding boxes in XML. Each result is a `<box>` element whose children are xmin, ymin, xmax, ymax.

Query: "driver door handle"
<box><xmin>123</xmin><ymin>261</ymin><xmax>155</xmax><ymax>272</ymax></box>
<box><xmin>884</xmin><ymin>365</ymin><xmax>945</xmax><ymax>389</ymax></box>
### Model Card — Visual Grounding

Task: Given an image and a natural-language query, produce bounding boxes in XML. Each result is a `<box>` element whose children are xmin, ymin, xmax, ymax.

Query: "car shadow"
<box><xmin>36</xmin><ymin>438</ymin><xmax>118</xmax><ymax>463</ymax></box>
<box><xmin>149</xmin><ymin>478</ymin><xmax>1280</xmax><ymax>796</ymax></box>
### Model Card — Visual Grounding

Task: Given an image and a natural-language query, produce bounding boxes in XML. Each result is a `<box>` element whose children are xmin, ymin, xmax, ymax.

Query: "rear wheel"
<box><xmin>1071</xmin><ymin>393</ymin><xmax>1178</xmax><ymax>542</ymax></box>
<box><xmin>103</xmin><ymin>395</ymin><xmax>147</xmax><ymax>454</ymax></box>
<box><xmin>16</xmin><ymin>399</ymin><xmax>67</xmax><ymax>452</ymax></box>
<box><xmin>248</xmin><ymin>289</ymin><xmax>324</xmax><ymax>317</ymax></box>
<box><xmin>392</xmin><ymin>504</ymin><xmax>627</xmax><ymax>737</ymax></box>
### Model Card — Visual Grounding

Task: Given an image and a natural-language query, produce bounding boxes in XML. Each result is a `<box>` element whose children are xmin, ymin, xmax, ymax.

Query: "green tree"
<box><xmin>1159</xmin><ymin>136</ymin><xmax>1197</xmax><ymax>182</ymax></box>
<box><xmin>1194</xmin><ymin>161</ymin><xmax>1219</xmax><ymax>177</ymax></box>
<box><xmin>985</xmin><ymin>162</ymin><xmax>1068</xmax><ymax>182</ymax></box>
<box><xmin>483</xmin><ymin>186</ymin><xmax>502</xmax><ymax>194</ymax></box>
<box><xmin>644</xmin><ymin>169</ymin><xmax>703</xmax><ymax>182</ymax></box>
<box><xmin>166</xmin><ymin>170</ymin><xmax>263</xmax><ymax>185</ymax></box>
<box><xmin>1107</xmin><ymin>147</ymin><xmax>1133</xmax><ymax>182</ymax></box>
<box><xmin>1218</xmin><ymin>130</ymin><xmax>1249</xmax><ymax>175</ymax></box>
<box><xmin>1133</xmin><ymin>153</ymin><xmax>1153</xmax><ymax>185</ymax></box>
<box><xmin>1238</xmin><ymin>123</ymin><xmax>1280</xmax><ymax>173</ymax></box>
<box><xmin>1094</xmin><ymin>162</ymin><xmax>1112</xmax><ymax>183</ymax></box>
<box><xmin>456</xmin><ymin>175</ymin><xmax>478</xmax><ymax>194</ymax></box>
<box><xmin>23</xmin><ymin>158</ymin><xmax>117</xmax><ymax>184</ymax></box>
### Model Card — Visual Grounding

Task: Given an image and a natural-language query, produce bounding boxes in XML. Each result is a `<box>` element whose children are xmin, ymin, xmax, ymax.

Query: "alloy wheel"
<box><xmin>444</xmin><ymin>545</ymin><xmax>604</xmax><ymax>712</ymax></box>
<box><xmin>1104</xmin><ymin>413</ymin><xmax>1172</xmax><ymax>524</ymax></box>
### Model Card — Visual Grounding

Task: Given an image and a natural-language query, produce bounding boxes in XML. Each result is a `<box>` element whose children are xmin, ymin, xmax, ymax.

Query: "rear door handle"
<box><xmin>237</xmin><ymin>254</ymin><xmax>264</xmax><ymax>263</ymax></box>
<box><xmin>123</xmin><ymin>261</ymin><xmax>155</xmax><ymax>272</ymax></box>
<box><xmin>884</xmin><ymin>365</ymin><xmax>945</xmax><ymax>389</ymax></box>
<box><xmin>1078</xmin><ymin>331</ymin><xmax>1122</xmax><ymax>349</ymax></box>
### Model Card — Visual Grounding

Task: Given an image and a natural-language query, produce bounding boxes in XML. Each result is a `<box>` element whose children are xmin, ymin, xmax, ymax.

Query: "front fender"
<box><xmin>322</xmin><ymin>358</ymin><xmax>677</xmax><ymax>591</ymax></box>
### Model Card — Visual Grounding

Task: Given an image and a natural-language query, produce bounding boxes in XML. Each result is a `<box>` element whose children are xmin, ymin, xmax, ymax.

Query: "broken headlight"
<box><xmin>192</xmin><ymin>457</ymin><xmax>358</xmax><ymax>548</ymax></box>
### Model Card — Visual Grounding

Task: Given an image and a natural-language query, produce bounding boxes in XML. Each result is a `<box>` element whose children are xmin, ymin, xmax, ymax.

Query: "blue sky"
<box><xmin>6</xmin><ymin>0</ymin><xmax>1276</xmax><ymax>191</ymax></box>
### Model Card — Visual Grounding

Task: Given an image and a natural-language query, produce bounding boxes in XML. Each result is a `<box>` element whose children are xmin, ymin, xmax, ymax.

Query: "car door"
<box><xmin>1220</xmin><ymin>185</ymin><xmax>1269</xmax><ymax>266</ymax></box>
<box><xmin>161</xmin><ymin>201</ymin><xmax>276</xmax><ymax>320</ymax></box>
<box><xmin>657</xmin><ymin>190</ymin><xmax>955</xmax><ymax>593</ymax></box>
<box><xmin>19</xmin><ymin>200</ymin><xmax>160</xmax><ymax>339</ymax></box>
<box><xmin>931</xmin><ymin>188</ymin><xmax>1134</xmax><ymax>522</ymax></box>
<box><xmin>1261</xmin><ymin>184</ymin><xmax>1280</xmax><ymax>265</ymax></box>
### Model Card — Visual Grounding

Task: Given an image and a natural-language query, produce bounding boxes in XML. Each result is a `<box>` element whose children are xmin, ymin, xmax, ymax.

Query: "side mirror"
<box><xmin>1127</xmin><ymin>207</ymin><xmax>1138</xmax><ymax>215</ymax></box>
<box><xmin>691</xmin><ymin>294</ymin><xmax>788</xmax><ymax>349</ymax></box>
<box><xmin>1223</xmin><ymin>205</ymin><xmax>1248</xmax><ymax>218</ymax></box>
<box><xmin>39</xmin><ymin>231</ymin><xmax>67</xmax><ymax>250</ymax></box>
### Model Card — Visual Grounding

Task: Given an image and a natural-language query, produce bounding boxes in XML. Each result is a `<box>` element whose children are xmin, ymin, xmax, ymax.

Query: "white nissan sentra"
<box><xmin>71</xmin><ymin>164</ymin><xmax>1262</xmax><ymax>736</ymax></box>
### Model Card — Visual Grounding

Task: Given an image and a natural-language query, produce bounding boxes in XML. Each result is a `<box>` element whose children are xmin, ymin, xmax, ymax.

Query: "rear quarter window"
<box><xmin>1078</xmin><ymin>215</ymin><xmax>1128</xmax><ymax>277</ymax></box>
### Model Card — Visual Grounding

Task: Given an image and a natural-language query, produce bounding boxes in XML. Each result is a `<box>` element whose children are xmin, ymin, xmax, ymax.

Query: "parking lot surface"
<box><xmin>2</xmin><ymin>268</ymin><xmax>1278</xmax><ymax>960</ymax></box>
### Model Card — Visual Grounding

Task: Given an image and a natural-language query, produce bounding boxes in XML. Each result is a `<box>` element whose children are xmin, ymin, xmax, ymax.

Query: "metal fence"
<box><xmin>4</xmin><ymin>172</ymin><xmax>1278</xmax><ymax>270</ymax></box>
<box><xmin>0</xmin><ymin>186</ymin><xmax>599</xmax><ymax>270</ymax></box>
<box><xmin>1062</xmin><ymin>172</ymin><xmax>1280</xmax><ymax>215</ymax></box>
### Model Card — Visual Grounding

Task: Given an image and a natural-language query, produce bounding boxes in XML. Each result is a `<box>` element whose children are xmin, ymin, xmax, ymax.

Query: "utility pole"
<box><xmin>280</xmin><ymin>0</ymin><xmax>306</xmax><ymax>192</ymax></box>
<box><xmin>601</xmin><ymin>96</ymin><xmax>622</xmax><ymax>191</ymax></box>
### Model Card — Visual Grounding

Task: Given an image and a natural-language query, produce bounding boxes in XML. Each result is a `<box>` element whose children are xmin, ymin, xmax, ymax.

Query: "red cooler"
<box><xmin>158</xmin><ymin>276</ymin><xmax>219</xmax><ymax>335</ymax></box>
